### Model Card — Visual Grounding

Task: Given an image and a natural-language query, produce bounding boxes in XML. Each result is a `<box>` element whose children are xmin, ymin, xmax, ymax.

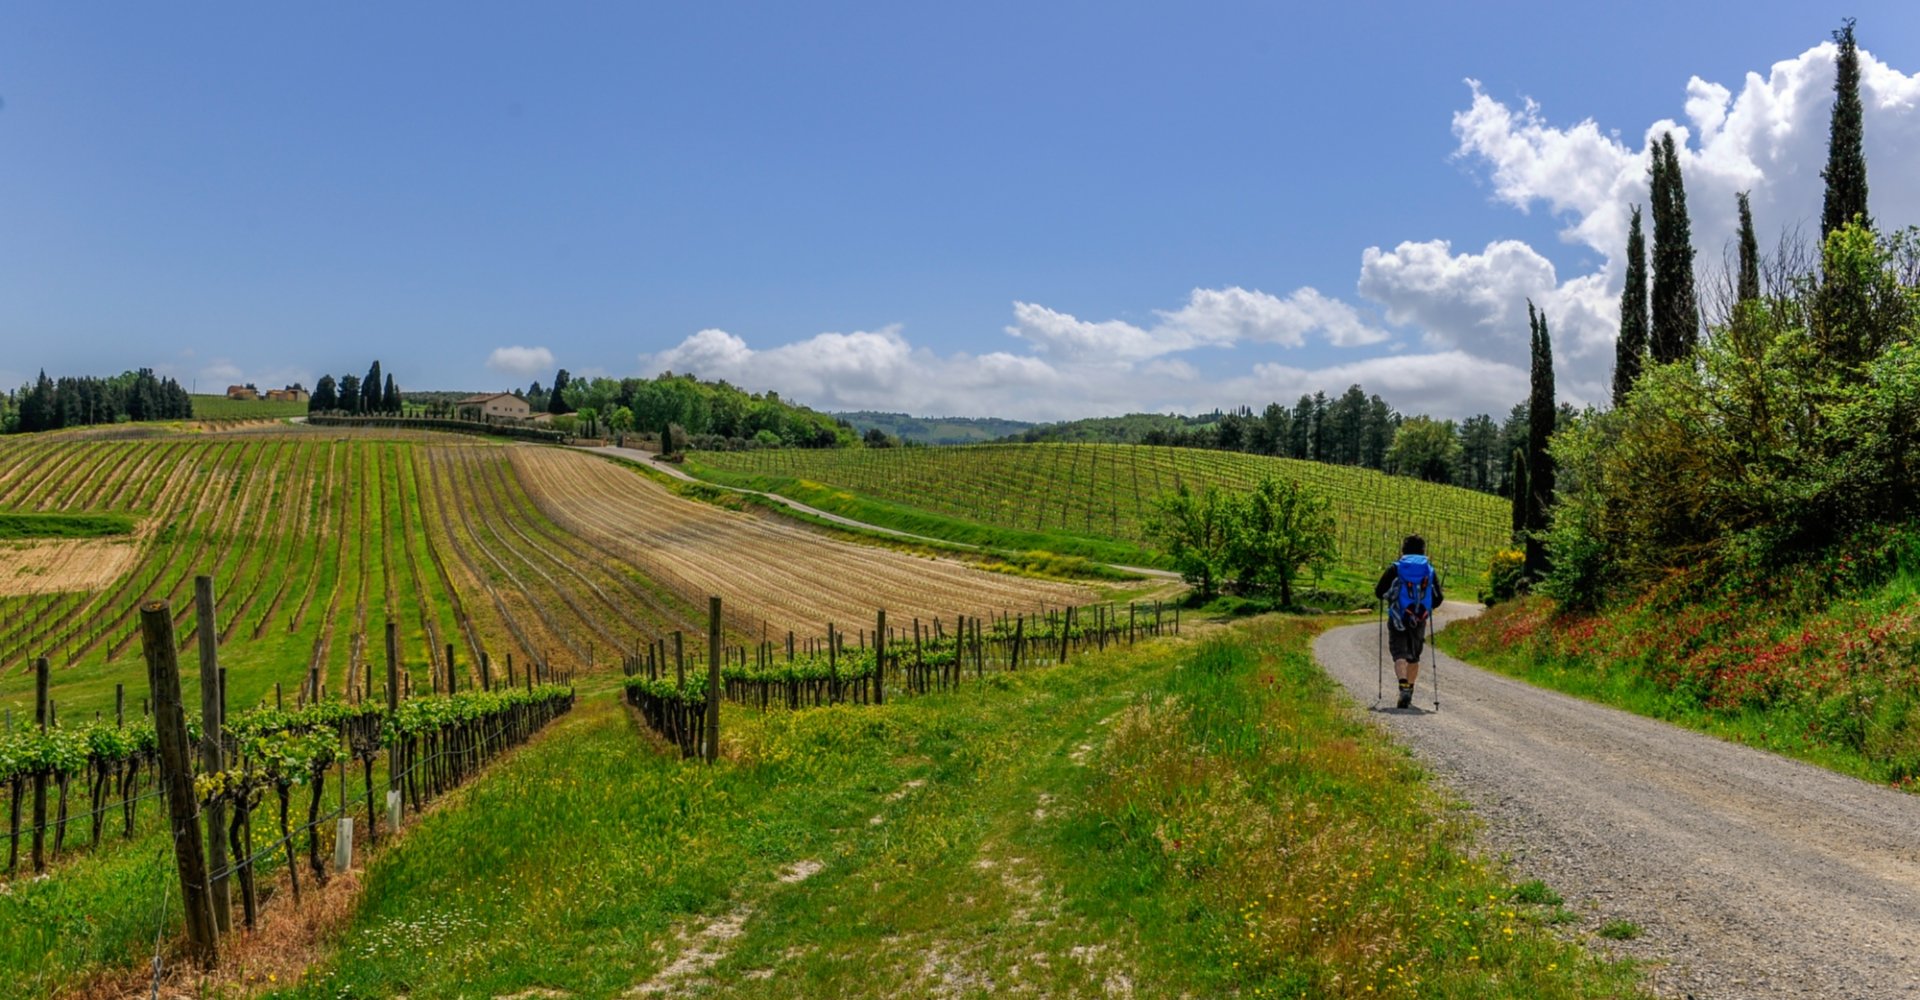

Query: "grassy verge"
<box><xmin>1440</xmin><ymin>572</ymin><xmax>1920</xmax><ymax>787</ymax></box>
<box><xmin>0</xmin><ymin>512</ymin><xmax>136</xmax><ymax>540</ymax></box>
<box><xmin>272</xmin><ymin>617</ymin><xmax>1635</xmax><ymax>999</ymax></box>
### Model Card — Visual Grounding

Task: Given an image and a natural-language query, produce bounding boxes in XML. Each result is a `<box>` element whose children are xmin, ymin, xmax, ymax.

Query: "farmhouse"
<box><xmin>457</xmin><ymin>392</ymin><xmax>532</xmax><ymax>421</ymax></box>
<box><xmin>225</xmin><ymin>385</ymin><xmax>259</xmax><ymax>401</ymax></box>
<box><xmin>264</xmin><ymin>386</ymin><xmax>309</xmax><ymax>403</ymax></box>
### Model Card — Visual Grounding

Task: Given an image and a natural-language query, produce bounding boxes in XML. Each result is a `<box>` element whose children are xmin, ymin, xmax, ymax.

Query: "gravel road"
<box><xmin>1316</xmin><ymin>603</ymin><xmax>1920</xmax><ymax>999</ymax></box>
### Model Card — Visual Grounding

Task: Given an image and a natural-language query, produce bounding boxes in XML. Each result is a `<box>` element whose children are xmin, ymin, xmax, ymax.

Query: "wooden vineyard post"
<box><xmin>382</xmin><ymin>621</ymin><xmax>398</xmax><ymax>841</ymax></box>
<box><xmin>194</xmin><ymin>576</ymin><xmax>232</xmax><ymax>935</ymax></box>
<box><xmin>1060</xmin><ymin>606</ymin><xmax>1073</xmax><ymax>664</ymax></box>
<box><xmin>705</xmin><ymin>597</ymin><xmax>721</xmax><ymax>763</ymax></box>
<box><xmin>138</xmin><ymin>601</ymin><xmax>219</xmax><ymax>969</ymax></box>
<box><xmin>828</xmin><ymin>624</ymin><xmax>839</xmax><ymax>704</ymax></box>
<box><xmin>480</xmin><ymin>651</ymin><xmax>491</xmax><ymax>692</ymax></box>
<box><xmin>31</xmin><ymin>657</ymin><xmax>48</xmax><ymax>873</ymax></box>
<box><xmin>874</xmin><ymin>610</ymin><xmax>886</xmax><ymax>705</ymax></box>
<box><xmin>116</xmin><ymin>684</ymin><xmax>124</xmax><ymax>728</ymax></box>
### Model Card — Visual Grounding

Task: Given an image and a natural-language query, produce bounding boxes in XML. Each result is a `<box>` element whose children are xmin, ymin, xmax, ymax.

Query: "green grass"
<box><xmin>269</xmin><ymin>616</ymin><xmax>1635</xmax><ymax>999</ymax></box>
<box><xmin>686</xmin><ymin>443</ymin><xmax>1508</xmax><ymax>586</ymax></box>
<box><xmin>0</xmin><ymin>512</ymin><xmax>136</xmax><ymax>540</ymax></box>
<box><xmin>189</xmin><ymin>394</ymin><xmax>310</xmax><ymax>420</ymax></box>
<box><xmin>1598</xmin><ymin>920</ymin><xmax>1641</xmax><ymax>941</ymax></box>
<box><xmin>1439</xmin><ymin>564</ymin><xmax>1920</xmax><ymax>789</ymax></box>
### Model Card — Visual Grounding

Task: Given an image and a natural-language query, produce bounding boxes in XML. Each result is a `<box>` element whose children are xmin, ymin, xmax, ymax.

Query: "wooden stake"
<box><xmin>705</xmin><ymin>598</ymin><xmax>722</xmax><ymax>763</ymax></box>
<box><xmin>138</xmin><ymin>601</ymin><xmax>218</xmax><ymax>969</ymax></box>
<box><xmin>194</xmin><ymin>577</ymin><xmax>231</xmax><ymax>935</ymax></box>
<box><xmin>31</xmin><ymin>657</ymin><xmax>48</xmax><ymax>873</ymax></box>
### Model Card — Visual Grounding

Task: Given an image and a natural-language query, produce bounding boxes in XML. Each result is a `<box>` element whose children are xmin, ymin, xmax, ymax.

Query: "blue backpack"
<box><xmin>1390</xmin><ymin>555</ymin><xmax>1435</xmax><ymax>631</ymax></box>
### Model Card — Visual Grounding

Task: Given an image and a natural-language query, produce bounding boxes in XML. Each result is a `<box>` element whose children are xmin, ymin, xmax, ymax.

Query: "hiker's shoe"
<box><xmin>1396</xmin><ymin>684</ymin><xmax>1413</xmax><ymax>710</ymax></box>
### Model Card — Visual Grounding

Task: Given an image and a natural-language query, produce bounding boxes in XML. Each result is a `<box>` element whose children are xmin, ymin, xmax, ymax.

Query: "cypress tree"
<box><xmin>1524</xmin><ymin>302</ymin><xmax>1556</xmax><ymax>577</ymax></box>
<box><xmin>1648</xmin><ymin>134</ymin><xmax>1699</xmax><ymax>364</ymax></box>
<box><xmin>1736</xmin><ymin>192</ymin><xmax>1761</xmax><ymax>303</ymax></box>
<box><xmin>310</xmin><ymin>375</ymin><xmax>337</xmax><ymax>413</ymax></box>
<box><xmin>549</xmin><ymin>369</ymin><xmax>574</xmax><ymax>415</ymax></box>
<box><xmin>382</xmin><ymin>373</ymin><xmax>399</xmax><ymax>414</ymax></box>
<box><xmin>363</xmin><ymin>360</ymin><xmax>382</xmax><ymax>415</ymax></box>
<box><xmin>1509</xmin><ymin>447</ymin><xmax>1528</xmax><ymax>543</ymax></box>
<box><xmin>1614</xmin><ymin>204</ymin><xmax>1649</xmax><ymax>406</ymax></box>
<box><xmin>1821</xmin><ymin>19</ymin><xmax>1870</xmax><ymax>239</ymax></box>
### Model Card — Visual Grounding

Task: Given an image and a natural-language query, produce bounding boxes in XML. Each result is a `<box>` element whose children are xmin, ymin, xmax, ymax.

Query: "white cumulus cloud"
<box><xmin>486</xmin><ymin>345</ymin><xmax>556</xmax><ymax>378</ymax></box>
<box><xmin>634</xmin><ymin>38</ymin><xmax>1920</xmax><ymax>424</ymax></box>
<box><xmin>1006</xmin><ymin>285</ymin><xmax>1386</xmax><ymax>362</ymax></box>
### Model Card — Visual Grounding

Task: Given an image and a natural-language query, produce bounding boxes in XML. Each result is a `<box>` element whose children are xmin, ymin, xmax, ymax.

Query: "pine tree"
<box><xmin>1524</xmin><ymin>303</ymin><xmax>1556</xmax><ymax>577</ymax></box>
<box><xmin>339</xmin><ymin>374</ymin><xmax>362</xmax><ymax>414</ymax></box>
<box><xmin>1736</xmin><ymin>192</ymin><xmax>1761</xmax><ymax>303</ymax></box>
<box><xmin>1614</xmin><ymin>204</ymin><xmax>1649</xmax><ymax>405</ymax></box>
<box><xmin>1821</xmin><ymin>19</ymin><xmax>1871</xmax><ymax>239</ymax></box>
<box><xmin>1648</xmin><ymin>134</ymin><xmax>1699</xmax><ymax>364</ymax></box>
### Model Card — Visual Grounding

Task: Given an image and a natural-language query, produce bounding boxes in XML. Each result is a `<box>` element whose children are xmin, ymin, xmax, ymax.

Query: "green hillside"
<box><xmin>687</xmin><ymin>443</ymin><xmax>1509</xmax><ymax>586</ymax></box>
<box><xmin>831</xmin><ymin>410</ymin><xmax>1036</xmax><ymax>444</ymax></box>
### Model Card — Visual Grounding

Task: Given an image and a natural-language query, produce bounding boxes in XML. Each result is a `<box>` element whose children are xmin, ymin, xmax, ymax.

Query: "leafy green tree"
<box><xmin>1524</xmin><ymin>303</ymin><xmax>1557</xmax><ymax>576</ymax></box>
<box><xmin>607</xmin><ymin>405</ymin><xmax>634</xmax><ymax>442</ymax></box>
<box><xmin>1815</xmin><ymin>222</ymin><xmax>1918</xmax><ymax>373</ymax></box>
<box><xmin>1225</xmin><ymin>476</ymin><xmax>1337</xmax><ymax>606</ymax></box>
<box><xmin>1145</xmin><ymin>481</ymin><xmax>1234</xmax><ymax>600</ymax></box>
<box><xmin>1385</xmin><ymin>416</ymin><xmax>1460</xmax><ymax>483</ymax></box>
<box><xmin>339</xmin><ymin>374</ymin><xmax>362</xmax><ymax>415</ymax></box>
<box><xmin>310</xmin><ymin>375</ymin><xmax>337</xmax><ymax>413</ymax></box>
<box><xmin>1456</xmin><ymin>414</ymin><xmax>1500</xmax><ymax>492</ymax></box>
<box><xmin>1614</xmin><ymin>205</ymin><xmax>1649</xmax><ymax>405</ymax></box>
<box><xmin>1821</xmin><ymin>19</ymin><xmax>1871</xmax><ymax>239</ymax></box>
<box><xmin>576</xmin><ymin>406</ymin><xmax>599</xmax><ymax>438</ymax></box>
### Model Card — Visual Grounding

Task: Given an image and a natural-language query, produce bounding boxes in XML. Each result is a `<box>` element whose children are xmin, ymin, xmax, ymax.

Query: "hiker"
<box><xmin>1376</xmin><ymin>535</ymin><xmax>1443</xmax><ymax>709</ymax></box>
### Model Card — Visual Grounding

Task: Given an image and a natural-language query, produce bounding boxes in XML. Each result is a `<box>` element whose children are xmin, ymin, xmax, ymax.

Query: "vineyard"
<box><xmin>688</xmin><ymin>443</ymin><xmax>1512</xmax><ymax>583</ymax></box>
<box><xmin>0</xmin><ymin>430</ymin><xmax>1097</xmax><ymax>723</ymax></box>
<box><xmin>624</xmin><ymin>600</ymin><xmax>1177</xmax><ymax>756</ymax></box>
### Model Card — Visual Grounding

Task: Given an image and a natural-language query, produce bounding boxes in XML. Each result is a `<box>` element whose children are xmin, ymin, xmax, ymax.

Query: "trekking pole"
<box><xmin>1430</xmin><ymin>603</ymin><xmax>1440</xmax><ymax>712</ymax></box>
<box><xmin>1376</xmin><ymin>599</ymin><xmax>1384</xmax><ymax>708</ymax></box>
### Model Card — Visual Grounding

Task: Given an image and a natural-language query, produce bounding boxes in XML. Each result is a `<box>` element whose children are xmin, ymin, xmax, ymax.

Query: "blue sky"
<box><xmin>4</xmin><ymin>2</ymin><xmax>1918</xmax><ymax>420</ymax></box>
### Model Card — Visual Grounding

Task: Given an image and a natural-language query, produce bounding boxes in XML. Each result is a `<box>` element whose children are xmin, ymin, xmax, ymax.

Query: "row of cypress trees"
<box><xmin>309</xmin><ymin>360</ymin><xmax>402</xmax><ymax>415</ymax></box>
<box><xmin>1528</xmin><ymin>20</ymin><xmax>1872</xmax><ymax>583</ymax></box>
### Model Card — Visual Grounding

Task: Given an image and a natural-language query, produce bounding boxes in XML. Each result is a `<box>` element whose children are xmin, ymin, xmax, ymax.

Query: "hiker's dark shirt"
<box><xmin>1375</xmin><ymin>562</ymin><xmax>1444</xmax><ymax>608</ymax></box>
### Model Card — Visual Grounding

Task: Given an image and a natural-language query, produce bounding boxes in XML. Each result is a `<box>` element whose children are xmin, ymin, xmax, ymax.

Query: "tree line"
<box><xmin>308</xmin><ymin>360</ymin><xmax>401</xmax><ymax>416</ymax></box>
<box><xmin>1006</xmin><ymin>389</ymin><xmax>1555</xmax><ymax>499</ymax></box>
<box><xmin>1</xmin><ymin>369</ymin><xmax>193</xmax><ymax>434</ymax></box>
<box><xmin>515</xmin><ymin>368</ymin><xmax>853</xmax><ymax>450</ymax></box>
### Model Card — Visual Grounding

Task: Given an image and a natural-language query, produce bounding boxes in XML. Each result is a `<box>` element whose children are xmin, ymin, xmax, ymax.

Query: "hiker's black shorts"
<box><xmin>1388</xmin><ymin>623</ymin><xmax>1425</xmax><ymax>663</ymax></box>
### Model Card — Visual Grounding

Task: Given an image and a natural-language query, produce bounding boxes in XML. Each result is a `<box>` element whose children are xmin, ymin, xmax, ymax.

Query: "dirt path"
<box><xmin>1315</xmin><ymin>603</ymin><xmax>1920</xmax><ymax>999</ymax></box>
<box><xmin>575</xmin><ymin>444</ymin><xmax>1182</xmax><ymax>581</ymax></box>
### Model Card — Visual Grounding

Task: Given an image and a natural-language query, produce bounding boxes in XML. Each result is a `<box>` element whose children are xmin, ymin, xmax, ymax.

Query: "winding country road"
<box><xmin>1316</xmin><ymin>604</ymin><xmax>1920</xmax><ymax>998</ymax></box>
